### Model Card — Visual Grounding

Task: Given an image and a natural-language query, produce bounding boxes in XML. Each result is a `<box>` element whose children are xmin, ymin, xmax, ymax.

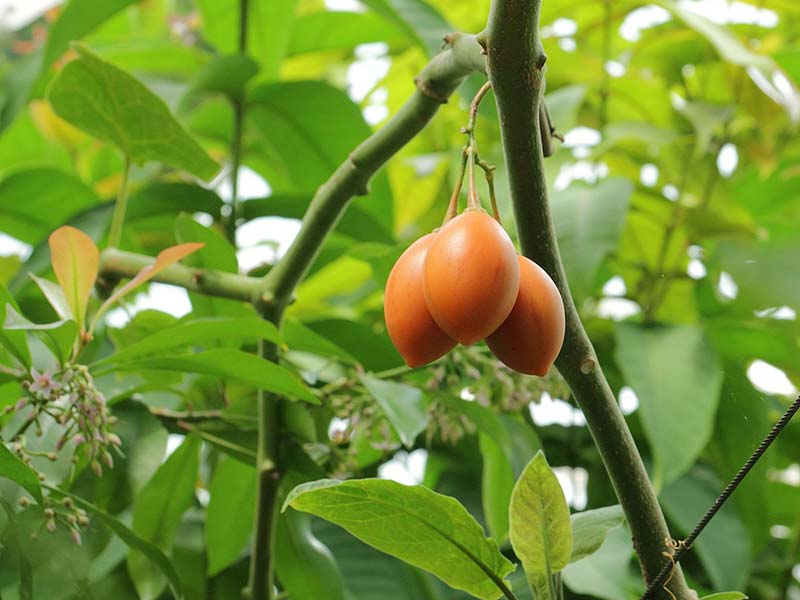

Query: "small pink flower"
<box><xmin>28</xmin><ymin>368</ymin><xmax>62</xmax><ymax>400</ymax></box>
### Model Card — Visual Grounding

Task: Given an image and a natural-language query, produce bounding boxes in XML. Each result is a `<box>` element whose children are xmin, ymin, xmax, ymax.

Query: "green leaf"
<box><xmin>562</xmin><ymin>527</ymin><xmax>642</xmax><ymax>600</ymax></box>
<box><xmin>92</xmin><ymin>317</ymin><xmax>281</xmax><ymax>368</ymax></box>
<box><xmin>48</xmin><ymin>46</ymin><xmax>218</xmax><ymax>179</ymax></box>
<box><xmin>661</xmin><ymin>469</ymin><xmax>751</xmax><ymax>591</ymax></box>
<box><xmin>551</xmin><ymin>177</ymin><xmax>633</xmax><ymax>304</ymax></box>
<box><xmin>3</xmin><ymin>304</ymin><xmax>78</xmax><ymax>366</ymax></box>
<box><xmin>305</xmin><ymin>319</ymin><xmax>404</xmax><ymax>372</ymax></box>
<box><xmin>569</xmin><ymin>505</ymin><xmax>625</xmax><ymax>563</ymax></box>
<box><xmin>275</xmin><ymin>509</ymin><xmax>347</xmax><ymax>600</ymax></box>
<box><xmin>196</xmin><ymin>0</ymin><xmax>298</xmax><ymax>79</ymax></box>
<box><xmin>285</xmin><ymin>478</ymin><xmax>515</xmax><ymax>599</ymax></box>
<box><xmin>247</xmin><ymin>81</ymin><xmax>393</xmax><ymax>233</ymax></box>
<box><xmin>479</xmin><ymin>432</ymin><xmax>514</xmax><ymax>543</ymax></box>
<box><xmin>288</xmin><ymin>11</ymin><xmax>407</xmax><ymax>56</ymax></box>
<box><xmin>676</xmin><ymin>101</ymin><xmax>734</xmax><ymax>156</ymax></box>
<box><xmin>0</xmin><ymin>443</ymin><xmax>43</xmax><ymax>504</ymax></box>
<box><xmin>700</xmin><ymin>593</ymin><xmax>748</xmax><ymax>600</ymax></box>
<box><xmin>715</xmin><ymin>237</ymin><xmax>800</xmax><ymax>312</ymax></box>
<box><xmin>0</xmin><ymin>498</ymin><xmax>33</xmax><ymax>600</ymax></box>
<box><xmin>359</xmin><ymin>374</ymin><xmax>429</xmax><ymax>447</ymax></box>
<box><xmin>48</xmin><ymin>487</ymin><xmax>183</xmax><ymax>600</ymax></box>
<box><xmin>40</xmin><ymin>0</ymin><xmax>139</xmax><ymax>75</ymax></box>
<box><xmin>206</xmin><ymin>457</ymin><xmax>256</xmax><ymax>575</ymax></box>
<box><xmin>615</xmin><ymin>323</ymin><xmax>723</xmax><ymax>485</ymax></box>
<box><xmin>0</xmin><ymin>285</ymin><xmax>31</xmax><ymax>369</ymax></box>
<box><xmin>129</xmin><ymin>435</ymin><xmax>199</xmax><ymax>600</ymax></box>
<box><xmin>0</xmin><ymin>169</ymin><xmax>99</xmax><ymax>245</ymax></box>
<box><xmin>361</xmin><ymin>0</ymin><xmax>451</xmax><ymax>57</ymax></box>
<box><xmin>30</xmin><ymin>274</ymin><xmax>73</xmax><ymax>320</ymax></box>
<box><xmin>184</xmin><ymin>54</ymin><xmax>258</xmax><ymax>100</ymax></box>
<box><xmin>101</xmin><ymin>349</ymin><xmax>317</xmax><ymax>404</ymax></box>
<box><xmin>657</xmin><ymin>0</ymin><xmax>799</xmax><ymax>117</ymax></box>
<box><xmin>282</xmin><ymin>317</ymin><xmax>355</xmax><ymax>363</ymax></box>
<box><xmin>509</xmin><ymin>451</ymin><xmax>572</xmax><ymax>598</ymax></box>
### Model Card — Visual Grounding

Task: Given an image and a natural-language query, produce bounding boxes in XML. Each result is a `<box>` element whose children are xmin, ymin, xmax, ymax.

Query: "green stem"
<box><xmin>107</xmin><ymin>156</ymin><xmax>131</xmax><ymax>248</ymax></box>
<box><xmin>246</xmin><ymin>336</ymin><xmax>282</xmax><ymax>600</ymax></box>
<box><xmin>483</xmin><ymin>1</ymin><xmax>693</xmax><ymax>598</ymax></box>
<box><xmin>98</xmin><ymin>248</ymin><xmax>264</xmax><ymax>303</ymax></box>
<box><xmin>227</xmin><ymin>0</ymin><xmax>250</xmax><ymax>244</ymax></box>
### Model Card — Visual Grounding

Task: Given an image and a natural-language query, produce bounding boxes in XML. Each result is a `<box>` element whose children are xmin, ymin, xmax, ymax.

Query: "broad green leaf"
<box><xmin>282</xmin><ymin>317</ymin><xmax>355</xmax><ymax>362</ymax></box>
<box><xmin>49</xmin><ymin>487</ymin><xmax>183</xmax><ymax>599</ymax></box>
<box><xmin>479</xmin><ymin>432</ymin><xmax>514</xmax><ymax>543</ymax></box>
<box><xmin>614</xmin><ymin>323</ymin><xmax>723</xmax><ymax>485</ymax></box>
<box><xmin>569</xmin><ymin>505</ymin><xmax>625</xmax><ymax>563</ymax></box>
<box><xmin>676</xmin><ymin>101</ymin><xmax>734</xmax><ymax>156</ymax></box>
<box><xmin>0</xmin><ymin>169</ymin><xmax>99</xmax><ymax>244</ymax></box>
<box><xmin>30</xmin><ymin>274</ymin><xmax>73</xmax><ymax>320</ymax></box>
<box><xmin>92</xmin><ymin>317</ymin><xmax>281</xmax><ymax>368</ymax></box>
<box><xmin>288</xmin><ymin>11</ymin><xmax>408</xmax><ymax>56</ymax></box>
<box><xmin>362</xmin><ymin>0</ymin><xmax>451</xmax><ymax>57</ymax></box>
<box><xmin>48</xmin><ymin>225</ymin><xmax>99</xmax><ymax>332</ymax></box>
<box><xmin>129</xmin><ymin>435</ymin><xmax>199</xmax><ymax>600</ymax></box>
<box><xmin>661</xmin><ymin>469</ymin><xmax>751</xmax><ymax>591</ymax></box>
<box><xmin>305</xmin><ymin>319</ymin><xmax>404</xmax><ymax>372</ymax></box>
<box><xmin>3</xmin><ymin>304</ymin><xmax>78</xmax><ymax>365</ymax></box>
<box><xmin>197</xmin><ymin>0</ymin><xmax>298</xmax><ymax>79</ymax></box>
<box><xmin>48</xmin><ymin>46</ymin><xmax>218</xmax><ymax>179</ymax></box>
<box><xmin>0</xmin><ymin>285</ymin><xmax>31</xmax><ymax>369</ymax></box>
<box><xmin>40</xmin><ymin>0</ymin><xmax>139</xmax><ymax>75</ymax></box>
<box><xmin>715</xmin><ymin>237</ymin><xmax>800</xmax><ymax>312</ymax></box>
<box><xmin>206</xmin><ymin>457</ymin><xmax>256</xmax><ymax>575</ymax></box>
<box><xmin>562</xmin><ymin>527</ymin><xmax>642</xmax><ymax>600</ymax></box>
<box><xmin>0</xmin><ymin>499</ymin><xmax>33</xmax><ymax>600</ymax></box>
<box><xmin>657</xmin><ymin>0</ymin><xmax>800</xmax><ymax>118</ymax></box>
<box><xmin>0</xmin><ymin>443</ymin><xmax>43</xmax><ymax>504</ymax></box>
<box><xmin>247</xmin><ymin>81</ymin><xmax>393</xmax><ymax>232</ymax></box>
<box><xmin>551</xmin><ymin>177</ymin><xmax>633</xmax><ymax>304</ymax></box>
<box><xmin>275</xmin><ymin>509</ymin><xmax>347</xmax><ymax>600</ymax></box>
<box><xmin>509</xmin><ymin>451</ymin><xmax>572</xmax><ymax>598</ymax></box>
<box><xmin>285</xmin><ymin>478</ymin><xmax>515</xmax><ymax>599</ymax></box>
<box><xmin>242</xmin><ymin>195</ymin><xmax>394</xmax><ymax>244</ymax></box>
<box><xmin>701</xmin><ymin>593</ymin><xmax>748</xmax><ymax>600</ymax></box>
<box><xmin>360</xmin><ymin>374</ymin><xmax>429</xmax><ymax>447</ymax></box>
<box><xmin>180</xmin><ymin>53</ymin><xmax>259</xmax><ymax>110</ymax></box>
<box><xmin>101</xmin><ymin>349</ymin><xmax>317</xmax><ymax>404</ymax></box>
<box><xmin>93</xmin><ymin>242</ymin><xmax>204</xmax><ymax>326</ymax></box>
<box><xmin>545</xmin><ymin>85</ymin><xmax>587</xmax><ymax>134</ymax></box>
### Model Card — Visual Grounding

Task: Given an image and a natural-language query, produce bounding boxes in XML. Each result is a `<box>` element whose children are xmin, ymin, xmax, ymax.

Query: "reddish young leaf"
<box><xmin>48</xmin><ymin>226</ymin><xmax>99</xmax><ymax>331</ymax></box>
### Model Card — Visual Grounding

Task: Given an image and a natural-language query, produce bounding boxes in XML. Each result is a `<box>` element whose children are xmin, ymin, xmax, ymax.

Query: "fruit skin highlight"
<box><xmin>486</xmin><ymin>256</ymin><xmax>565</xmax><ymax>376</ymax></box>
<box><xmin>423</xmin><ymin>210</ymin><xmax>520</xmax><ymax>345</ymax></box>
<box><xmin>384</xmin><ymin>234</ymin><xmax>457</xmax><ymax>367</ymax></box>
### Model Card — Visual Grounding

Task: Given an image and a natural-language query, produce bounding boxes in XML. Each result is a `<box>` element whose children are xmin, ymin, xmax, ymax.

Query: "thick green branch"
<box><xmin>99</xmin><ymin>248</ymin><xmax>263</xmax><ymax>304</ymax></box>
<box><xmin>484</xmin><ymin>1</ymin><xmax>693</xmax><ymax>598</ymax></box>
<box><xmin>261</xmin><ymin>33</ymin><xmax>486</xmax><ymax>307</ymax></box>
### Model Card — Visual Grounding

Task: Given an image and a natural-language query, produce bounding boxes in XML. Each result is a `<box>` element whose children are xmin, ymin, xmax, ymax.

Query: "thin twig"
<box><xmin>640</xmin><ymin>395</ymin><xmax>800</xmax><ymax>599</ymax></box>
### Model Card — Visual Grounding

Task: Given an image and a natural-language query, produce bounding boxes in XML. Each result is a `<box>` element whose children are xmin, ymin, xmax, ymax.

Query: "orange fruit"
<box><xmin>486</xmin><ymin>256</ymin><xmax>565</xmax><ymax>375</ymax></box>
<box><xmin>423</xmin><ymin>210</ymin><xmax>520</xmax><ymax>345</ymax></box>
<box><xmin>384</xmin><ymin>234</ymin><xmax>457</xmax><ymax>367</ymax></box>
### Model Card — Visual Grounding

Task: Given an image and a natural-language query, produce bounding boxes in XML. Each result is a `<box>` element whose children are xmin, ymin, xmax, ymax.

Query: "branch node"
<box><xmin>536</xmin><ymin>52</ymin><xmax>547</xmax><ymax>70</ymax></box>
<box><xmin>579</xmin><ymin>357</ymin><xmax>596</xmax><ymax>374</ymax></box>
<box><xmin>414</xmin><ymin>76</ymin><xmax>449</xmax><ymax>104</ymax></box>
<box><xmin>192</xmin><ymin>270</ymin><xmax>203</xmax><ymax>284</ymax></box>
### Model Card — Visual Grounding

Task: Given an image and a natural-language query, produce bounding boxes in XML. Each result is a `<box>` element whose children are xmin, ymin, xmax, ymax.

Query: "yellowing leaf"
<box><xmin>48</xmin><ymin>225</ymin><xmax>99</xmax><ymax>331</ymax></box>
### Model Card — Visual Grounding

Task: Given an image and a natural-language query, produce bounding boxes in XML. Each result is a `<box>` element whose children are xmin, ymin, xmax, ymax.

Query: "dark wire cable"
<box><xmin>641</xmin><ymin>394</ymin><xmax>800</xmax><ymax>599</ymax></box>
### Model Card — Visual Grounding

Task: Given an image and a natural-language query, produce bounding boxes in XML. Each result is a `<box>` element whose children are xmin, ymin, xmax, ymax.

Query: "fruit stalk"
<box><xmin>483</xmin><ymin>1</ymin><xmax>694</xmax><ymax>598</ymax></box>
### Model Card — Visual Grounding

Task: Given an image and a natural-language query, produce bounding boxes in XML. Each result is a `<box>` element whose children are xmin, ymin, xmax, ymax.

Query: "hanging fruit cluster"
<box><xmin>384</xmin><ymin>83</ymin><xmax>565</xmax><ymax>376</ymax></box>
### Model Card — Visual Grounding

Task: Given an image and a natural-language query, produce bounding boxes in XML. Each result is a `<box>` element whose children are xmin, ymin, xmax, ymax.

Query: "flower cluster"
<box><xmin>18</xmin><ymin>494</ymin><xmax>89</xmax><ymax>545</ymax></box>
<box><xmin>6</xmin><ymin>364</ymin><xmax>121</xmax><ymax>477</ymax></box>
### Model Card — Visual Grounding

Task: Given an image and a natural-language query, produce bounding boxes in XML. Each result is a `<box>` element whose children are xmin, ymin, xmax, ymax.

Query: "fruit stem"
<box><xmin>466</xmin><ymin>80</ymin><xmax>493</xmax><ymax>135</ymax></box>
<box><xmin>466</xmin><ymin>136</ymin><xmax>481</xmax><ymax>211</ymax></box>
<box><xmin>443</xmin><ymin>147</ymin><xmax>469</xmax><ymax>224</ymax></box>
<box><xmin>476</xmin><ymin>155</ymin><xmax>500</xmax><ymax>222</ymax></box>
